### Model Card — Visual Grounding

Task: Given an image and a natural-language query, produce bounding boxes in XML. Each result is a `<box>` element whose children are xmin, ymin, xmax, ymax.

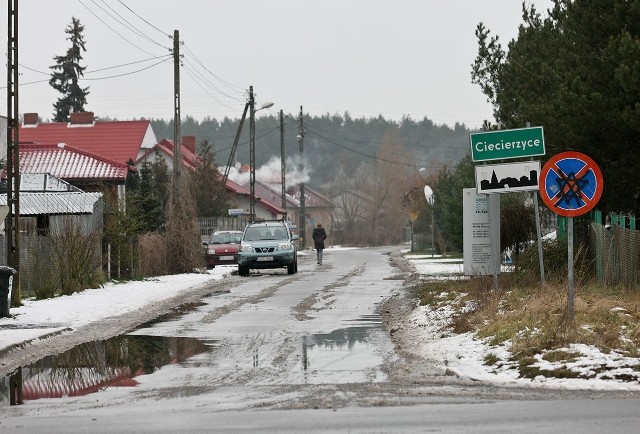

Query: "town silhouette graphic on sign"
<box><xmin>480</xmin><ymin>170</ymin><xmax>539</xmax><ymax>191</ymax></box>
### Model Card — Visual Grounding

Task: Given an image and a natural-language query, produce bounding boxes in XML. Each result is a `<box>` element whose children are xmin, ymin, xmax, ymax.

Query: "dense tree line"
<box><xmin>150</xmin><ymin>113</ymin><xmax>473</xmax><ymax>189</ymax></box>
<box><xmin>149</xmin><ymin>114</ymin><xmax>472</xmax><ymax>247</ymax></box>
<box><xmin>472</xmin><ymin>0</ymin><xmax>640</xmax><ymax>215</ymax></box>
<box><xmin>426</xmin><ymin>0</ymin><xmax>640</xmax><ymax>253</ymax></box>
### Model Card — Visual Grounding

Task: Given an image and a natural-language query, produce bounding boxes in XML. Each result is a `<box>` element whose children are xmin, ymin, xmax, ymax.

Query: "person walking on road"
<box><xmin>312</xmin><ymin>223</ymin><xmax>327</xmax><ymax>265</ymax></box>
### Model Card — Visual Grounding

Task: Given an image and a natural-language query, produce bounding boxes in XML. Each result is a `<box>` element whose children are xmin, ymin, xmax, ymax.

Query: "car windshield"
<box><xmin>244</xmin><ymin>226</ymin><xmax>288</xmax><ymax>241</ymax></box>
<box><xmin>210</xmin><ymin>232</ymin><xmax>241</xmax><ymax>244</ymax></box>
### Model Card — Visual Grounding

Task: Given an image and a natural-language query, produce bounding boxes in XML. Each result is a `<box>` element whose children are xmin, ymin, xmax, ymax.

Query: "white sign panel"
<box><xmin>463</xmin><ymin>188</ymin><xmax>500</xmax><ymax>276</ymax></box>
<box><xmin>475</xmin><ymin>161</ymin><xmax>541</xmax><ymax>194</ymax></box>
<box><xmin>228</xmin><ymin>208</ymin><xmax>244</xmax><ymax>216</ymax></box>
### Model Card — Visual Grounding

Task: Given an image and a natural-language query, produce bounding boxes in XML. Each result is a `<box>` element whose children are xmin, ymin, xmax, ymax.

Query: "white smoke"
<box><xmin>225</xmin><ymin>155</ymin><xmax>310</xmax><ymax>186</ymax></box>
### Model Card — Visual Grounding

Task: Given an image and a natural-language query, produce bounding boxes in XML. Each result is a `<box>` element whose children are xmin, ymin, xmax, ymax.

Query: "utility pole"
<box><xmin>247</xmin><ymin>89</ymin><xmax>273</xmax><ymax>222</ymax></box>
<box><xmin>217</xmin><ymin>102</ymin><xmax>249</xmax><ymax>201</ymax></box>
<box><xmin>6</xmin><ymin>0</ymin><xmax>21</xmax><ymax>313</ymax></box>
<box><xmin>280</xmin><ymin>109</ymin><xmax>287</xmax><ymax>212</ymax></box>
<box><xmin>6</xmin><ymin>0</ymin><xmax>22</xmax><ymax>405</ymax></box>
<box><xmin>297</xmin><ymin>106</ymin><xmax>306</xmax><ymax>249</ymax></box>
<box><xmin>249</xmin><ymin>86</ymin><xmax>256</xmax><ymax>221</ymax></box>
<box><xmin>172</xmin><ymin>29</ymin><xmax>181</xmax><ymax>195</ymax></box>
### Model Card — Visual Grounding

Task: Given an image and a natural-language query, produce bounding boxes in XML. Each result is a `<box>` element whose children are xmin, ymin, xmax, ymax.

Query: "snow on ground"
<box><xmin>0</xmin><ymin>268</ymin><xmax>234</xmax><ymax>352</ymax></box>
<box><xmin>404</xmin><ymin>251</ymin><xmax>640</xmax><ymax>391</ymax></box>
<box><xmin>2</xmin><ymin>247</ymin><xmax>639</xmax><ymax>391</ymax></box>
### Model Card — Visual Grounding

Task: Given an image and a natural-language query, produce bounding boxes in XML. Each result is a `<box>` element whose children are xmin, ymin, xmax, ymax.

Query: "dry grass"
<box><xmin>136</xmin><ymin>233</ymin><xmax>168</xmax><ymax>277</ymax></box>
<box><xmin>28</xmin><ymin>217</ymin><xmax>105</xmax><ymax>298</ymax></box>
<box><xmin>418</xmin><ymin>273</ymin><xmax>640</xmax><ymax>365</ymax></box>
<box><xmin>164</xmin><ymin>173</ymin><xmax>203</xmax><ymax>274</ymax></box>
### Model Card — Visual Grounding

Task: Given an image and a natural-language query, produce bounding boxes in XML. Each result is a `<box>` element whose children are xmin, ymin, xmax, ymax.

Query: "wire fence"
<box><xmin>198</xmin><ymin>216</ymin><xmax>248</xmax><ymax>243</ymax></box>
<box><xmin>590</xmin><ymin>214</ymin><xmax>639</xmax><ymax>288</ymax></box>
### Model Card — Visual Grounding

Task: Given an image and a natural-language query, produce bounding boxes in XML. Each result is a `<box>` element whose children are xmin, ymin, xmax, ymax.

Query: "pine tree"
<box><xmin>49</xmin><ymin>17</ymin><xmax>90</xmax><ymax>122</ymax></box>
<box><xmin>193</xmin><ymin>140</ymin><xmax>229</xmax><ymax>217</ymax></box>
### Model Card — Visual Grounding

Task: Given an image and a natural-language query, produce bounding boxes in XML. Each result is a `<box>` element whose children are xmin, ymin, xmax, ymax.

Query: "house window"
<box><xmin>37</xmin><ymin>215</ymin><xmax>50</xmax><ymax>236</ymax></box>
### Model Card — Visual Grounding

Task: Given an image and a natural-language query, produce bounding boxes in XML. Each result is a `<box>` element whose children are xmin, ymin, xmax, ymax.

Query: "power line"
<box><xmin>301</xmin><ymin>121</ymin><xmax>459</xmax><ymax>170</ymax></box>
<box><xmin>82</xmin><ymin>56</ymin><xmax>172</xmax><ymax>81</ymax></box>
<box><xmin>181</xmin><ymin>44</ymin><xmax>245</xmax><ymax>94</ymax></box>
<box><xmin>94</xmin><ymin>0</ymin><xmax>248</xmax><ymax>114</ymax></box>
<box><xmin>181</xmin><ymin>57</ymin><xmax>244</xmax><ymax>104</ymax></box>
<box><xmin>117</xmin><ymin>0</ymin><xmax>168</xmax><ymax>37</ymax></box>
<box><xmin>97</xmin><ymin>0</ymin><xmax>169</xmax><ymax>49</ymax></box>
<box><xmin>84</xmin><ymin>55</ymin><xmax>173</xmax><ymax>74</ymax></box>
<box><xmin>283</xmin><ymin>113</ymin><xmax>429</xmax><ymax>166</ymax></box>
<box><xmin>78</xmin><ymin>0</ymin><xmax>167</xmax><ymax>57</ymax></box>
<box><xmin>182</xmin><ymin>63</ymin><xmax>244</xmax><ymax>112</ymax></box>
<box><xmin>215</xmin><ymin>126</ymin><xmax>280</xmax><ymax>153</ymax></box>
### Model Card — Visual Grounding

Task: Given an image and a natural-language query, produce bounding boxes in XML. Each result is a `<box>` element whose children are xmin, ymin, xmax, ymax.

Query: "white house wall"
<box><xmin>135</xmin><ymin>126</ymin><xmax>160</xmax><ymax>161</ymax></box>
<box><xmin>233</xmin><ymin>195</ymin><xmax>279</xmax><ymax>221</ymax></box>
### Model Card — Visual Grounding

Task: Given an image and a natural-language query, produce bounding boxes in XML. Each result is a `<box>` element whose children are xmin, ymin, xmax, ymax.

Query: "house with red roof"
<box><xmin>7</xmin><ymin>142</ymin><xmax>135</xmax><ymax>212</ymax></box>
<box><xmin>16</xmin><ymin>112</ymin><xmax>288</xmax><ymax>220</ymax></box>
<box><xmin>18</xmin><ymin>112</ymin><xmax>157</xmax><ymax>165</ymax></box>
<box><xmin>134</xmin><ymin>136</ymin><xmax>198</xmax><ymax>172</ymax></box>
<box><xmin>226</xmin><ymin>178</ymin><xmax>286</xmax><ymax>221</ymax></box>
<box><xmin>252</xmin><ymin>181</ymin><xmax>334</xmax><ymax>247</ymax></box>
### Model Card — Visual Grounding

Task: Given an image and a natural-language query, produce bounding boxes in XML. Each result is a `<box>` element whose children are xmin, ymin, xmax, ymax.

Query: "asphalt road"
<box><xmin>1</xmin><ymin>247</ymin><xmax>639</xmax><ymax>433</ymax></box>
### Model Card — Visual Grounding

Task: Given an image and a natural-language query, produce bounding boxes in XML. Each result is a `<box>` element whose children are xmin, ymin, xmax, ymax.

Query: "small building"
<box><xmin>0</xmin><ymin>173</ymin><xmax>104</xmax><ymax>295</ymax></box>
<box><xmin>14</xmin><ymin>143</ymin><xmax>133</xmax><ymax>211</ymax></box>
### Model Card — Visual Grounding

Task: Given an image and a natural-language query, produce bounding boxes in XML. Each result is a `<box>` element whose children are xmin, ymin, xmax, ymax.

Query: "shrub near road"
<box><xmin>417</xmin><ymin>272</ymin><xmax>640</xmax><ymax>383</ymax></box>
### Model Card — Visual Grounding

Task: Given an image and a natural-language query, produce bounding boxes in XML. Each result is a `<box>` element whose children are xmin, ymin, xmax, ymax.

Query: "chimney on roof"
<box><xmin>182</xmin><ymin>135</ymin><xmax>197</xmax><ymax>154</ymax></box>
<box><xmin>24</xmin><ymin>113</ymin><xmax>39</xmax><ymax>125</ymax></box>
<box><xmin>70</xmin><ymin>111</ymin><xmax>95</xmax><ymax>125</ymax></box>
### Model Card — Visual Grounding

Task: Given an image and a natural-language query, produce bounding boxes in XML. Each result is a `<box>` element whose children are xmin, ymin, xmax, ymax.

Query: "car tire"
<box><xmin>238</xmin><ymin>265</ymin><xmax>249</xmax><ymax>276</ymax></box>
<box><xmin>287</xmin><ymin>262</ymin><xmax>295</xmax><ymax>275</ymax></box>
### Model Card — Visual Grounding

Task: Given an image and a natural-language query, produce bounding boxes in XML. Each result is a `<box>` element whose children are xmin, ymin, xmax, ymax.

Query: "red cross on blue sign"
<box><xmin>539</xmin><ymin>151</ymin><xmax>603</xmax><ymax>217</ymax></box>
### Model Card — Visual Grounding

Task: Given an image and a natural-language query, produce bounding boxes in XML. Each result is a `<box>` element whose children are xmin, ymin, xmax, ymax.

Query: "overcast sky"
<box><xmin>2</xmin><ymin>0</ymin><xmax>553</xmax><ymax>128</ymax></box>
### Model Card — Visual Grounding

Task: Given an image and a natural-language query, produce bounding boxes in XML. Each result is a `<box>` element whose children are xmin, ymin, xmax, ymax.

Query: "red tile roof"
<box><xmin>16</xmin><ymin>143</ymin><xmax>131</xmax><ymax>181</ymax></box>
<box><xmin>225</xmin><ymin>178</ymin><xmax>250</xmax><ymax>195</ymax></box>
<box><xmin>135</xmin><ymin>139</ymin><xmax>198</xmax><ymax>171</ymax></box>
<box><xmin>19</xmin><ymin>119</ymin><xmax>154</xmax><ymax>165</ymax></box>
<box><xmin>224</xmin><ymin>179</ymin><xmax>286</xmax><ymax>215</ymax></box>
<box><xmin>255</xmin><ymin>181</ymin><xmax>333</xmax><ymax>209</ymax></box>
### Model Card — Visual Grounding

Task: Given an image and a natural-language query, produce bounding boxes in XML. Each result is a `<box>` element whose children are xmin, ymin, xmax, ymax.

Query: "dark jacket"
<box><xmin>312</xmin><ymin>227</ymin><xmax>327</xmax><ymax>250</ymax></box>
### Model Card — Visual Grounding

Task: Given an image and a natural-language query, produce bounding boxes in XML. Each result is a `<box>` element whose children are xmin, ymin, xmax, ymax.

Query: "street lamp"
<box><xmin>297</xmin><ymin>106</ymin><xmax>306</xmax><ymax>249</ymax></box>
<box><xmin>248</xmin><ymin>84</ymin><xmax>274</xmax><ymax>221</ymax></box>
<box><xmin>424</xmin><ymin>185</ymin><xmax>435</xmax><ymax>257</ymax></box>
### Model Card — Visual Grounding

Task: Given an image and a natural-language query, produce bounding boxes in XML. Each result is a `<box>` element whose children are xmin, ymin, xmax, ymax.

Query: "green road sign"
<box><xmin>469</xmin><ymin>126</ymin><xmax>545</xmax><ymax>162</ymax></box>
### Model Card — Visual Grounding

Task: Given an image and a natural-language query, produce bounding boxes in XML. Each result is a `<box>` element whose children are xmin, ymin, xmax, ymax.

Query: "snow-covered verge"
<box><xmin>397</xmin><ymin>252</ymin><xmax>640</xmax><ymax>391</ymax></box>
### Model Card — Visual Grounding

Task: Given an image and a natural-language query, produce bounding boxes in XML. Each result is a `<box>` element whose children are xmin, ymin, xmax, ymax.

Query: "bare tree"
<box><xmin>362</xmin><ymin>135</ymin><xmax>414</xmax><ymax>246</ymax></box>
<box><xmin>326</xmin><ymin>162</ymin><xmax>370</xmax><ymax>245</ymax></box>
<box><xmin>164</xmin><ymin>171</ymin><xmax>202</xmax><ymax>274</ymax></box>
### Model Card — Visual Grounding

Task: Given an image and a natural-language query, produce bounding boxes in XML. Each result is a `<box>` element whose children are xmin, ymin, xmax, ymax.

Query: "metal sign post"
<box><xmin>567</xmin><ymin>217</ymin><xmax>574</xmax><ymax>320</ymax></box>
<box><xmin>539</xmin><ymin>151</ymin><xmax>603</xmax><ymax>321</ymax></box>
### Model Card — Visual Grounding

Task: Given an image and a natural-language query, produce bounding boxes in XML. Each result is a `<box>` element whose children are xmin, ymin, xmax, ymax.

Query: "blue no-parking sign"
<box><xmin>539</xmin><ymin>151</ymin><xmax>603</xmax><ymax>217</ymax></box>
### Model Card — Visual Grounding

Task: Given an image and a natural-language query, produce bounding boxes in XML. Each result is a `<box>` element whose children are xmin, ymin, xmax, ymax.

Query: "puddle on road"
<box><xmin>1</xmin><ymin>292</ymin><xmax>233</xmax><ymax>406</ymax></box>
<box><xmin>0</xmin><ymin>334</ymin><xmax>213</xmax><ymax>406</ymax></box>
<box><xmin>301</xmin><ymin>315</ymin><xmax>389</xmax><ymax>384</ymax></box>
<box><xmin>2</xmin><ymin>308</ymin><xmax>391</xmax><ymax>404</ymax></box>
